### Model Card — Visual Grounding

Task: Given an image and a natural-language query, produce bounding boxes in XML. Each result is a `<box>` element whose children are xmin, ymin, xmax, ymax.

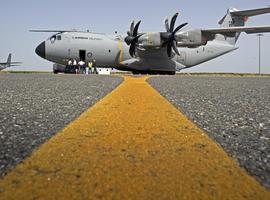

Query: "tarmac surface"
<box><xmin>148</xmin><ymin>76</ymin><xmax>270</xmax><ymax>189</ymax></box>
<box><xmin>0</xmin><ymin>74</ymin><xmax>269</xmax><ymax>199</ymax></box>
<box><xmin>0</xmin><ymin>76</ymin><xmax>269</xmax><ymax>200</ymax></box>
<box><xmin>0</xmin><ymin>74</ymin><xmax>123</xmax><ymax>177</ymax></box>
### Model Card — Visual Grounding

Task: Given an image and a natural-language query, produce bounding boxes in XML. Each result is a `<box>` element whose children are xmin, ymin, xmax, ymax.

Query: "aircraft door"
<box><xmin>79</xmin><ymin>50</ymin><xmax>86</xmax><ymax>61</ymax></box>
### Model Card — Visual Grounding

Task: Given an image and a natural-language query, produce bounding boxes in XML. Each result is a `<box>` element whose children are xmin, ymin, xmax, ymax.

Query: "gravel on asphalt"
<box><xmin>0</xmin><ymin>74</ymin><xmax>123</xmax><ymax>176</ymax></box>
<box><xmin>148</xmin><ymin>76</ymin><xmax>270</xmax><ymax>189</ymax></box>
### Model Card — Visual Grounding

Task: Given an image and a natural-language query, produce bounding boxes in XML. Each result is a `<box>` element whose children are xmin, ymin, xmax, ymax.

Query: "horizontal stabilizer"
<box><xmin>231</xmin><ymin>7</ymin><xmax>270</xmax><ymax>17</ymax></box>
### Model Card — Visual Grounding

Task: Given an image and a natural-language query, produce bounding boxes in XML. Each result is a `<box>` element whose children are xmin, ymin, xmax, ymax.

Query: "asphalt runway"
<box><xmin>0</xmin><ymin>74</ymin><xmax>123</xmax><ymax>177</ymax></box>
<box><xmin>148</xmin><ymin>76</ymin><xmax>270</xmax><ymax>189</ymax></box>
<box><xmin>0</xmin><ymin>76</ymin><xmax>269</xmax><ymax>200</ymax></box>
<box><xmin>0</xmin><ymin>74</ymin><xmax>269</xmax><ymax>199</ymax></box>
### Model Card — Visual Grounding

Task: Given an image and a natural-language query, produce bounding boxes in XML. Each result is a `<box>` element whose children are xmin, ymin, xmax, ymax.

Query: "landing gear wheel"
<box><xmin>167</xmin><ymin>71</ymin><xmax>176</xmax><ymax>75</ymax></box>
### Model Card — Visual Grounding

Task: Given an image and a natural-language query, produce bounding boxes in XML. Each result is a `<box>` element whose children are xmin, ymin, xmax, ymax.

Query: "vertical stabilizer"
<box><xmin>216</xmin><ymin>7</ymin><xmax>270</xmax><ymax>45</ymax></box>
<box><xmin>7</xmin><ymin>53</ymin><xmax>12</xmax><ymax>67</ymax></box>
<box><xmin>216</xmin><ymin>8</ymin><xmax>247</xmax><ymax>45</ymax></box>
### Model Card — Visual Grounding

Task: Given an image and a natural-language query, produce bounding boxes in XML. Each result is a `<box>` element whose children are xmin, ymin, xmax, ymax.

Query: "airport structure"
<box><xmin>32</xmin><ymin>7</ymin><xmax>270</xmax><ymax>74</ymax></box>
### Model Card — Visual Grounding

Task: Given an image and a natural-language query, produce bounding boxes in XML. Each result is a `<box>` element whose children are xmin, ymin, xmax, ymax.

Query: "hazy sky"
<box><xmin>0</xmin><ymin>0</ymin><xmax>270</xmax><ymax>73</ymax></box>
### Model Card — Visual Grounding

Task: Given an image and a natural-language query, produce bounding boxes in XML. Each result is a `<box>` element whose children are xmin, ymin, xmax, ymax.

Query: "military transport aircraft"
<box><xmin>32</xmin><ymin>7</ymin><xmax>270</xmax><ymax>75</ymax></box>
<box><xmin>0</xmin><ymin>54</ymin><xmax>22</xmax><ymax>71</ymax></box>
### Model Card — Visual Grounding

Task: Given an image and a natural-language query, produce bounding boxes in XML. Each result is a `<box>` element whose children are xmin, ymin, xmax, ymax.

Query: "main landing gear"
<box><xmin>132</xmin><ymin>71</ymin><xmax>176</xmax><ymax>75</ymax></box>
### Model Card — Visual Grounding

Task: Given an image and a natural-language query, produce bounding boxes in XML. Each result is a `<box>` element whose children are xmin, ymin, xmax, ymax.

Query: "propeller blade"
<box><xmin>164</xmin><ymin>18</ymin><xmax>170</xmax><ymax>32</ymax></box>
<box><xmin>124</xmin><ymin>36</ymin><xmax>133</xmax><ymax>45</ymax></box>
<box><xmin>167</xmin><ymin>43</ymin><xmax>172</xmax><ymax>58</ymax></box>
<box><xmin>133</xmin><ymin>21</ymin><xmax>141</xmax><ymax>37</ymax></box>
<box><xmin>170</xmin><ymin>13</ymin><xmax>179</xmax><ymax>32</ymax></box>
<box><xmin>128</xmin><ymin>34</ymin><xmax>143</xmax><ymax>57</ymax></box>
<box><xmin>129</xmin><ymin>44</ymin><xmax>136</xmax><ymax>57</ymax></box>
<box><xmin>173</xmin><ymin>23</ymin><xmax>188</xmax><ymax>35</ymax></box>
<box><xmin>130</xmin><ymin>21</ymin><xmax>135</xmax><ymax>36</ymax></box>
<box><xmin>125</xmin><ymin>20</ymin><xmax>143</xmax><ymax>57</ymax></box>
<box><xmin>134</xmin><ymin>33</ymin><xmax>143</xmax><ymax>41</ymax></box>
<box><xmin>172</xmin><ymin>40</ymin><xmax>180</xmax><ymax>56</ymax></box>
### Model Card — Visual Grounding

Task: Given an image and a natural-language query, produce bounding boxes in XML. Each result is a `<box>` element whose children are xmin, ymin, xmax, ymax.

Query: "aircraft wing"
<box><xmin>30</xmin><ymin>30</ymin><xmax>75</xmax><ymax>33</ymax></box>
<box><xmin>202</xmin><ymin>26</ymin><xmax>270</xmax><ymax>37</ymax></box>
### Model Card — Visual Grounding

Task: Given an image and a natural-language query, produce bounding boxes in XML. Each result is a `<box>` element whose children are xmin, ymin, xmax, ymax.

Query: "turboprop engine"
<box><xmin>175</xmin><ymin>29</ymin><xmax>208</xmax><ymax>48</ymax></box>
<box><xmin>124</xmin><ymin>13</ymin><xmax>208</xmax><ymax>57</ymax></box>
<box><xmin>125</xmin><ymin>13</ymin><xmax>188</xmax><ymax>58</ymax></box>
<box><xmin>137</xmin><ymin>29</ymin><xmax>208</xmax><ymax>49</ymax></box>
<box><xmin>137</xmin><ymin>32</ymin><xmax>163</xmax><ymax>48</ymax></box>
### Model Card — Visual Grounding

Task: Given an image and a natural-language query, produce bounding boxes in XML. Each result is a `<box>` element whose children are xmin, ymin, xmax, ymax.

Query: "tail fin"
<box><xmin>6</xmin><ymin>53</ymin><xmax>11</xmax><ymax>67</ymax></box>
<box><xmin>216</xmin><ymin>7</ymin><xmax>270</xmax><ymax>45</ymax></box>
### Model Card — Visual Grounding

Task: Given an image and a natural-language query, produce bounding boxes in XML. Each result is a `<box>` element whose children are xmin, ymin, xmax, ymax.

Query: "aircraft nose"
<box><xmin>35</xmin><ymin>41</ymin><xmax>46</xmax><ymax>59</ymax></box>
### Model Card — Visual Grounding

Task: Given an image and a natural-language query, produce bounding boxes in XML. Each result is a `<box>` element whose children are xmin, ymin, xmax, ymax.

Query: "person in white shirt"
<box><xmin>65</xmin><ymin>59</ymin><xmax>73</xmax><ymax>74</ymax></box>
<box><xmin>68</xmin><ymin>59</ymin><xmax>72</xmax><ymax>66</ymax></box>
<box><xmin>78</xmin><ymin>60</ymin><xmax>86</xmax><ymax>74</ymax></box>
<box><xmin>73</xmin><ymin>59</ymin><xmax>78</xmax><ymax>74</ymax></box>
<box><xmin>73</xmin><ymin>59</ymin><xmax>77</xmax><ymax>66</ymax></box>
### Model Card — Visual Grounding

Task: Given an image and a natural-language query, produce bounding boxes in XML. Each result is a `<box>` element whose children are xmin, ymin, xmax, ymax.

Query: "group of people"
<box><xmin>67</xmin><ymin>59</ymin><xmax>97</xmax><ymax>74</ymax></box>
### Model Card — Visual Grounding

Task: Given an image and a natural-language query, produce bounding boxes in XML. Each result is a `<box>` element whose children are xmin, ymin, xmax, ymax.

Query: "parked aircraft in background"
<box><xmin>32</xmin><ymin>7</ymin><xmax>270</xmax><ymax>75</ymax></box>
<box><xmin>0</xmin><ymin>54</ymin><xmax>22</xmax><ymax>71</ymax></box>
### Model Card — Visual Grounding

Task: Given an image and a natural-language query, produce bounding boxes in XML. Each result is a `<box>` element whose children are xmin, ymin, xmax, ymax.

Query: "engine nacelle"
<box><xmin>138</xmin><ymin>33</ymin><xmax>162</xmax><ymax>48</ymax></box>
<box><xmin>138</xmin><ymin>30</ymin><xmax>208</xmax><ymax>49</ymax></box>
<box><xmin>175</xmin><ymin>29</ymin><xmax>207</xmax><ymax>48</ymax></box>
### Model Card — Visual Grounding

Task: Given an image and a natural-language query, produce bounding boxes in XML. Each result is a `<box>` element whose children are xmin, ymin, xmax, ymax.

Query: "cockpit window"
<box><xmin>48</xmin><ymin>34</ymin><xmax>61</xmax><ymax>43</ymax></box>
<box><xmin>49</xmin><ymin>35</ymin><xmax>56</xmax><ymax>42</ymax></box>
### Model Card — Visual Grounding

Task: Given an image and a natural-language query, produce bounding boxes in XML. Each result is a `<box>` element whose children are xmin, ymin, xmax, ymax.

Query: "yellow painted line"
<box><xmin>0</xmin><ymin>76</ymin><xmax>269</xmax><ymax>200</ymax></box>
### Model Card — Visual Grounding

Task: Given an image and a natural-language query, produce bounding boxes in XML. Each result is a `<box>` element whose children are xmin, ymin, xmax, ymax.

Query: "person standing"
<box><xmin>88</xmin><ymin>61</ymin><xmax>93</xmax><ymax>74</ymax></box>
<box><xmin>68</xmin><ymin>59</ymin><xmax>72</xmax><ymax>66</ymax></box>
<box><xmin>86</xmin><ymin>63</ymin><xmax>90</xmax><ymax>75</ymax></box>
<box><xmin>73</xmin><ymin>59</ymin><xmax>78</xmax><ymax>74</ymax></box>
<box><xmin>93</xmin><ymin>60</ymin><xmax>97</xmax><ymax>74</ymax></box>
<box><xmin>73</xmin><ymin>59</ymin><xmax>77</xmax><ymax>66</ymax></box>
<box><xmin>67</xmin><ymin>59</ymin><xmax>73</xmax><ymax>73</ymax></box>
<box><xmin>78</xmin><ymin>60</ymin><xmax>86</xmax><ymax>74</ymax></box>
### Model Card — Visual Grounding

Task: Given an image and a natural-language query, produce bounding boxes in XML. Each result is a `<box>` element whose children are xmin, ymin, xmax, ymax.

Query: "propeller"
<box><xmin>161</xmin><ymin>13</ymin><xmax>188</xmax><ymax>57</ymax></box>
<box><xmin>125</xmin><ymin>21</ymin><xmax>143</xmax><ymax>57</ymax></box>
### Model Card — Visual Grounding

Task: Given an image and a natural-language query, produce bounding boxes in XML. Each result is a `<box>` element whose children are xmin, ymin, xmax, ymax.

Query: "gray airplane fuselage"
<box><xmin>36</xmin><ymin>31</ymin><xmax>236</xmax><ymax>73</ymax></box>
